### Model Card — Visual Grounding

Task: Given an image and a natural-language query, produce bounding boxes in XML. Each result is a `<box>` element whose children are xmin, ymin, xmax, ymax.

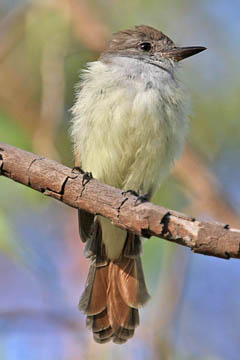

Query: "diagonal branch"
<box><xmin>1</xmin><ymin>141</ymin><xmax>240</xmax><ymax>260</ymax></box>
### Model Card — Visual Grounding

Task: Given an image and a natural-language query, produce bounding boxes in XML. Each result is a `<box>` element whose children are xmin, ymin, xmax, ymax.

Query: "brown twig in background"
<box><xmin>0</xmin><ymin>4</ymin><xmax>29</xmax><ymax>61</ymax></box>
<box><xmin>32</xmin><ymin>34</ymin><xmax>66</xmax><ymax>160</ymax></box>
<box><xmin>0</xmin><ymin>4</ymin><xmax>39</xmax><ymax>135</ymax></box>
<box><xmin>1</xmin><ymin>142</ymin><xmax>240</xmax><ymax>260</ymax></box>
<box><xmin>53</xmin><ymin>0</ymin><xmax>109</xmax><ymax>53</ymax></box>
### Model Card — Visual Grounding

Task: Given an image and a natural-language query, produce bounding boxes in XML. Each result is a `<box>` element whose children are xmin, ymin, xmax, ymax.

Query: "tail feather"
<box><xmin>93</xmin><ymin>328</ymin><xmax>114</xmax><ymax>344</ymax></box>
<box><xmin>90</xmin><ymin>309</ymin><xmax>110</xmax><ymax>332</ymax></box>
<box><xmin>108</xmin><ymin>262</ymin><xmax>138</xmax><ymax>331</ymax></box>
<box><xmin>110</xmin><ymin>256</ymin><xmax>150</xmax><ymax>309</ymax></box>
<box><xmin>88</xmin><ymin>309</ymin><xmax>114</xmax><ymax>344</ymax></box>
<box><xmin>79</xmin><ymin>220</ymin><xmax>150</xmax><ymax>344</ymax></box>
<box><xmin>79</xmin><ymin>261</ymin><xmax>108</xmax><ymax>315</ymax></box>
<box><xmin>113</xmin><ymin>327</ymin><xmax>135</xmax><ymax>344</ymax></box>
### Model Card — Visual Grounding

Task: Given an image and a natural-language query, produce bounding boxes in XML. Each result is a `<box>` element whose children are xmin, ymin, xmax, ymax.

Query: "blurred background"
<box><xmin>0</xmin><ymin>0</ymin><xmax>240</xmax><ymax>359</ymax></box>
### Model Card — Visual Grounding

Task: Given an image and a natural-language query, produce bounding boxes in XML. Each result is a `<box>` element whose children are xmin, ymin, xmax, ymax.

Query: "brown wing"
<box><xmin>78</xmin><ymin>209</ymin><xmax>94</xmax><ymax>243</ymax></box>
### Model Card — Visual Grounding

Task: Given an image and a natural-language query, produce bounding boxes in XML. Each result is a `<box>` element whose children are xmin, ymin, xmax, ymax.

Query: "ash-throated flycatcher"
<box><xmin>71</xmin><ymin>25</ymin><xmax>206</xmax><ymax>344</ymax></box>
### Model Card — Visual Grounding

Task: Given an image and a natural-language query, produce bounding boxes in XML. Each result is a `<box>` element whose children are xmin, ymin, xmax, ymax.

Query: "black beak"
<box><xmin>163</xmin><ymin>46</ymin><xmax>207</xmax><ymax>61</ymax></box>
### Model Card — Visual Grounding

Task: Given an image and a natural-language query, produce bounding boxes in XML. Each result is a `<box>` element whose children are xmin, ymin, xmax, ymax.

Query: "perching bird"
<box><xmin>70</xmin><ymin>25</ymin><xmax>206</xmax><ymax>344</ymax></box>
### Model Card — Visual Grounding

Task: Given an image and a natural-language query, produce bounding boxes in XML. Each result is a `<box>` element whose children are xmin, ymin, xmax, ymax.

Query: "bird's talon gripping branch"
<box><xmin>82</xmin><ymin>171</ymin><xmax>93</xmax><ymax>186</ymax></box>
<box><xmin>72</xmin><ymin>166</ymin><xmax>84</xmax><ymax>174</ymax></box>
<box><xmin>121</xmin><ymin>190</ymin><xmax>149</xmax><ymax>206</ymax></box>
<box><xmin>72</xmin><ymin>167</ymin><xmax>93</xmax><ymax>187</ymax></box>
<box><xmin>121</xmin><ymin>189</ymin><xmax>139</xmax><ymax>197</ymax></box>
<box><xmin>134</xmin><ymin>193</ymin><xmax>150</xmax><ymax>206</ymax></box>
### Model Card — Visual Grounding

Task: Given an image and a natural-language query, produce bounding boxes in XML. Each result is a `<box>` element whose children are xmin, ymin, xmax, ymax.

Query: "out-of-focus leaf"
<box><xmin>0</xmin><ymin>111</ymin><xmax>31</xmax><ymax>149</ymax></box>
<box><xmin>25</xmin><ymin>6</ymin><xmax>70</xmax><ymax>68</ymax></box>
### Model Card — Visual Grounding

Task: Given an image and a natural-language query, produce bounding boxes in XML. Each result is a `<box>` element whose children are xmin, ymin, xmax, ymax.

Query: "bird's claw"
<box><xmin>72</xmin><ymin>167</ymin><xmax>93</xmax><ymax>186</ymax></box>
<box><xmin>82</xmin><ymin>172</ymin><xmax>93</xmax><ymax>186</ymax></box>
<box><xmin>72</xmin><ymin>166</ymin><xmax>84</xmax><ymax>174</ymax></box>
<box><xmin>121</xmin><ymin>190</ymin><xmax>149</xmax><ymax>206</ymax></box>
<box><xmin>121</xmin><ymin>189</ymin><xmax>139</xmax><ymax>197</ymax></box>
<box><xmin>134</xmin><ymin>193</ymin><xmax>149</xmax><ymax>206</ymax></box>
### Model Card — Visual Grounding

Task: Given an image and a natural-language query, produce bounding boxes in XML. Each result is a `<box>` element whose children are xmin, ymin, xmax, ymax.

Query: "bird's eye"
<box><xmin>139</xmin><ymin>42</ymin><xmax>152</xmax><ymax>51</ymax></box>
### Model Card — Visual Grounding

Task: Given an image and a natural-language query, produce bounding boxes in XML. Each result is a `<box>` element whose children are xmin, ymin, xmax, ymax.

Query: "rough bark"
<box><xmin>1</xmin><ymin>142</ymin><xmax>240</xmax><ymax>260</ymax></box>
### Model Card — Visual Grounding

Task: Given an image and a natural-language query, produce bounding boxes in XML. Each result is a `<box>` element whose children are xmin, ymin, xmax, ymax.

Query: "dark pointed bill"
<box><xmin>163</xmin><ymin>46</ymin><xmax>207</xmax><ymax>61</ymax></box>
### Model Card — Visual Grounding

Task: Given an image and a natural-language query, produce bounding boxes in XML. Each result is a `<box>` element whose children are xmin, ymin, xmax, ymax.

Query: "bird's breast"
<box><xmin>79</xmin><ymin>84</ymin><xmax>186</xmax><ymax>194</ymax></box>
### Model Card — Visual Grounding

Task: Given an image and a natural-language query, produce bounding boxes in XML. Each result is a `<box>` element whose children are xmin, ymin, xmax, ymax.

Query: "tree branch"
<box><xmin>1</xmin><ymin>142</ymin><xmax>240</xmax><ymax>260</ymax></box>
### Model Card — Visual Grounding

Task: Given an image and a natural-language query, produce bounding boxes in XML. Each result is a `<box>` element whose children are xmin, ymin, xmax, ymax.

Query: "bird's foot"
<box><xmin>72</xmin><ymin>166</ymin><xmax>84</xmax><ymax>174</ymax></box>
<box><xmin>121</xmin><ymin>190</ymin><xmax>149</xmax><ymax>206</ymax></box>
<box><xmin>121</xmin><ymin>189</ymin><xmax>139</xmax><ymax>197</ymax></box>
<box><xmin>72</xmin><ymin>167</ymin><xmax>93</xmax><ymax>186</ymax></box>
<box><xmin>134</xmin><ymin>193</ymin><xmax>150</xmax><ymax>206</ymax></box>
<box><xmin>82</xmin><ymin>172</ymin><xmax>93</xmax><ymax>186</ymax></box>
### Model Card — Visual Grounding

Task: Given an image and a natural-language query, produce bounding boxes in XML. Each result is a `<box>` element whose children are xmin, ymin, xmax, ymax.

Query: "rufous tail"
<box><xmin>79</xmin><ymin>222</ymin><xmax>150</xmax><ymax>344</ymax></box>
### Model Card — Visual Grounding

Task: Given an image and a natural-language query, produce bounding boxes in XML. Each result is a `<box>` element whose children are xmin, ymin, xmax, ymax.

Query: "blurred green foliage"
<box><xmin>0</xmin><ymin>111</ymin><xmax>31</xmax><ymax>149</ymax></box>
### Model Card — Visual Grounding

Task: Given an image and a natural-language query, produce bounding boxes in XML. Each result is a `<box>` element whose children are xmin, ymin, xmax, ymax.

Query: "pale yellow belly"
<box><xmin>81</xmin><ymin>99</ymin><xmax>173</xmax><ymax>195</ymax></box>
